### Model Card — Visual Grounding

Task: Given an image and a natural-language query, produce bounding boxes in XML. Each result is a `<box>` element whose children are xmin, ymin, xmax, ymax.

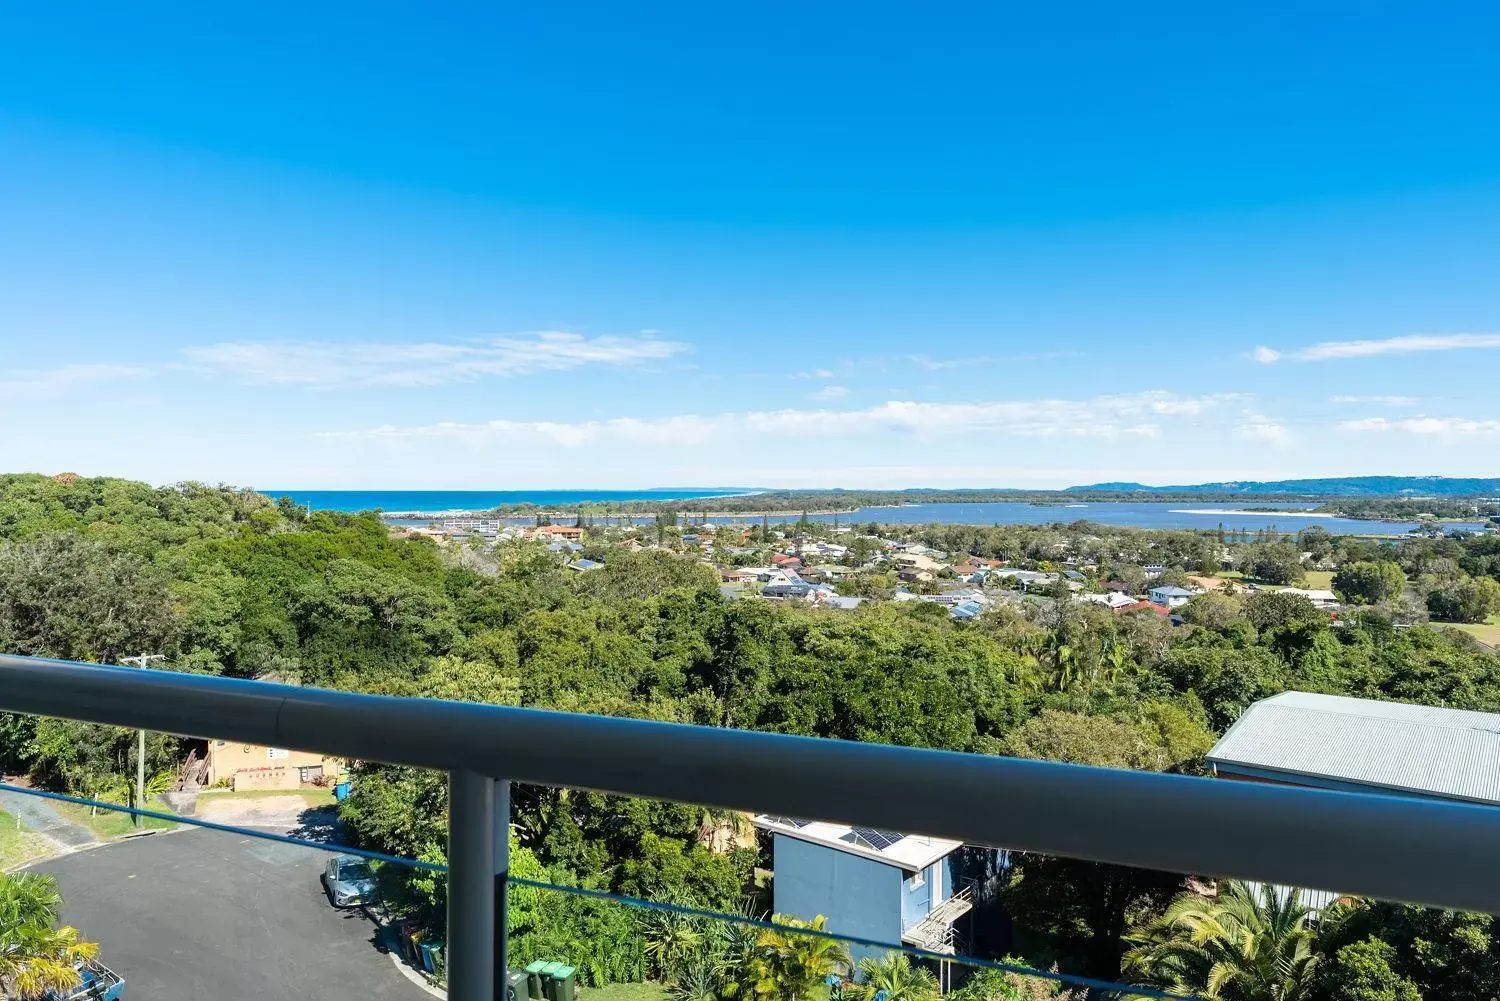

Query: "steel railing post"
<box><xmin>449</xmin><ymin>770</ymin><xmax>496</xmax><ymax>1001</ymax></box>
<box><xmin>496</xmin><ymin>778</ymin><xmax>511</xmax><ymax>994</ymax></box>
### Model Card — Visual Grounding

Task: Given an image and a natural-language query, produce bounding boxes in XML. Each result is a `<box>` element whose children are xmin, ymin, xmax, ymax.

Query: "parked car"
<box><xmin>321</xmin><ymin>854</ymin><xmax>376</xmax><ymax>908</ymax></box>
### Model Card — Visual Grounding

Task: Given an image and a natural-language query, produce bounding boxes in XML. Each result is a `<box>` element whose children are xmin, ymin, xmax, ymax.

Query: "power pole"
<box><xmin>119</xmin><ymin>654</ymin><xmax>166</xmax><ymax>827</ymax></box>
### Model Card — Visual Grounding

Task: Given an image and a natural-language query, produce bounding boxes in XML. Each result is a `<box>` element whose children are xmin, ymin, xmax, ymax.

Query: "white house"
<box><xmin>1147</xmin><ymin>585</ymin><xmax>1198</xmax><ymax>608</ymax></box>
<box><xmin>1078</xmin><ymin>591</ymin><xmax>1139</xmax><ymax>611</ymax></box>
<box><xmin>1279</xmin><ymin>587</ymin><xmax>1340</xmax><ymax>608</ymax></box>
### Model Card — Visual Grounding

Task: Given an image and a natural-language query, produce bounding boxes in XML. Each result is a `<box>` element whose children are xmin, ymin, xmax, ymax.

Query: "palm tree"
<box><xmin>1101</xmin><ymin>638</ymin><xmax>1129</xmax><ymax>684</ymax></box>
<box><xmin>668</xmin><ymin>955</ymin><xmax>723</xmax><ymax>1001</ymax></box>
<box><xmin>851</xmin><ymin>952</ymin><xmax>938</xmax><ymax>1001</ymax></box>
<box><xmin>697</xmin><ymin>807</ymin><xmax>756</xmax><ymax>853</ymax></box>
<box><xmin>749</xmin><ymin>914</ymin><xmax>851</xmax><ymax>1001</ymax></box>
<box><xmin>715</xmin><ymin>910</ymin><xmax>766</xmax><ymax>1001</ymax></box>
<box><xmin>0</xmin><ymin>872</ymin><xmax>97</xmax><ymax>1000</ymax></box>
<box><xmin>644</xmin><ymin>908</ymin><xmax>704</xmax><ymax>981</ymax></box>
<box><xmin>1124</xmin><ymin>881</ymin><xmax>1318</xmax><ymax>1001</ymax></box>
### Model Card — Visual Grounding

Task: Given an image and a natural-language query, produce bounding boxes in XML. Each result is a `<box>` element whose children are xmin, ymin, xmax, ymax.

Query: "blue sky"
<box><xmin>2</xmin><ymin>3</ymin><xmax>1499</xmax><ymax>489</ymax></box>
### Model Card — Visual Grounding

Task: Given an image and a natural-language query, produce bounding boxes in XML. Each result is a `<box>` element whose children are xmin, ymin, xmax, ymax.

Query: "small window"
<box><xmin>906</xmin><ymin>871</ymin><xmax>925</xmax><ymax>889</ymax></box>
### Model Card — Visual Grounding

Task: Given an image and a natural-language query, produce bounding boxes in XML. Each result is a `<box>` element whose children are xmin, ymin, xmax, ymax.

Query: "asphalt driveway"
<box><xmin>34</xmin><ymin>828</ymin><xmax>429</xmax><ymax>1001</ymax></box>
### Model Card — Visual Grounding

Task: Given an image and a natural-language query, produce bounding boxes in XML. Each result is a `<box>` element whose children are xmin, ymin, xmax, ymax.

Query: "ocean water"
<box><xmin>267</xmin><ymin>488</ymin><xmax>750</xmax><ymax>515</ymax></box>
<box><xmin>309</xmin><ymin>491</ymin><xmax>1486</xmax><ymax>536</ymax></box>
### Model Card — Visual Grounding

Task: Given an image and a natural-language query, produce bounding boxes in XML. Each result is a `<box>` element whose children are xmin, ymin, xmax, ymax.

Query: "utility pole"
<box><xmin>119</xmin><ymin>654</ymin><xmax>166</xmax><ymax>827</ymax></box>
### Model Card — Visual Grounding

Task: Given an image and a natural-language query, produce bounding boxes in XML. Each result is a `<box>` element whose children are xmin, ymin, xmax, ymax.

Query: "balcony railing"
<box><xmin>4</xmin><ymin>653</ymin><xmax>1500</xmax><ymax>1000</ymax></box>
<box><xmin>902</xmin><ymin>885</ymin><xmax>974</xmax><ymax>954</ymax></box>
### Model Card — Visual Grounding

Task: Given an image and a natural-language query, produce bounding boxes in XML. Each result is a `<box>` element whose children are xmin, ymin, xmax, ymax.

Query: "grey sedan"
<box><xmin>321</xmin><ymin>855</ymin><xmax>376</xmax><ymax>908</ymax></box>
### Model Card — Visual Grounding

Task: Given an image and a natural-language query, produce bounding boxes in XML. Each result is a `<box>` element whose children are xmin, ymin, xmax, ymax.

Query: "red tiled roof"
<box><xmin>1118</xmin><ymin>600</ymin><xmax>1172</xmax><ymax>616</ymax></box>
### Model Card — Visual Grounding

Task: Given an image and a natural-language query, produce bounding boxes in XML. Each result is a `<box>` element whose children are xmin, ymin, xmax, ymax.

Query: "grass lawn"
<box><xmin>54</xmin><ymin>799</ymin><xmax>178</xmax><ymax>841</ymax></box>
<box><xmin>580</xmin><ymin>984</ymin><xmax>669</xmax><ymax>1001</ymax></box>
<box><xmin>1451</xmin><ymin>615</ymin><xmax>1500</xmax><ymax>648</ymax></box>
<box><xmin>0</xmin><ymin>809</ymin><xmax>57</xmax><ymax>870</ymax></box>
<box><xmin>1302</xmin><ymin>570</ymin><xmax>1335</xmax><ymax>590</ymax></box>
<box><xmin>197</xmin><ymin>788</ymin><xmax>336</xmax><ymax>808</ymax></box>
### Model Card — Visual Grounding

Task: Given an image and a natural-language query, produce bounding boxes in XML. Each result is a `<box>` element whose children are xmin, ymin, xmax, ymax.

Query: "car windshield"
<box><xmin>339</xmin><ymin>862</ymin><xmax>374</xmax><ymax>881</ymax></box>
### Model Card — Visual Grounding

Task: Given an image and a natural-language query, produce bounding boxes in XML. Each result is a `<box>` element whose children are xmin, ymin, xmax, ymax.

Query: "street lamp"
<box><xmin>118</xmin><ymin>654</ymin><xmax>166</xmax><ymax>827</ymax></box>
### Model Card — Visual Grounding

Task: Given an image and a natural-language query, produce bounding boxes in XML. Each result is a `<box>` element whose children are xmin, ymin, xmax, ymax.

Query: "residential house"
<box><xmin>819</xmin><ymin>594</ymin><xmax>865</xmax><ymax>611</ymax></box>
<box><xmin>1102</xmin><ymin>581</ymin><xmax>1134</xmax><ymax>594</ymax></box>
<box><xmin>533</xmin><ymin>525</ymin><xmax>585</xmax><ymax>541</ymax></box>
<box><xmin>753</xmin><ymin>816</ymin><xmax>983</xmax><ymax>959</ymax></box>
<box><xmin>566</xmin><ymin>559</ymin><xmax>603</xmax><ymax>572</ymax></box>
<box><xmin>205</xmin><ymin>739</ymin><xmax>342</xmax><ymax>791</ymax></box>
<box><xmin>1147</xmin><ymin>585</ymin><xmax>1199</xmax><ymax>608</ymax></box>
<box><xmin>1278</xmin><ymin>587</ymin><xmax>1341</xmax><ymax>609</ymax></box>
<box><xmin>899</xmin><ymin>568</ymin><xmax>936</xmax><ymax>584</ymax></box>
<box><xmin>949</xmin><ymin>600</ymin><xmax>985</xmax><ymax>621</ymax></box>
<box><xmin>1143</xmin><ymin>564</ymin><xmax>1166</xmax><ymax>578</ymax></box>
<box><xmin>1206</xmin><ymin>691</ymin><xmax>1500</xmax><ymax>912</ymax></box>
<box><xmin>1077</xmin><ymin>591</ymin><xmax>1140</xmax><ymax>612</ymax></box>
<box><xmin>990</xmin><ymin>568</ymin><xmax>1049</xmax><ymax>587</ymax></box>
<box><xmin>762</xmin><ymin>583</ymin><xmax>814</xmax><ymax>601</ymax></box>
<box><xmin>1117</xmin><ymin>599</ymin><xmax>1172</xmax><ymax>616</ymax></box>
<box><xmin>894</xmin><ymin>553</ymin><xmax>945</xmax><ymax>574</ymax></box>
<box><xmin>934</xmin><ymin>587</ymin><xmax>990</xmax><ymax>608</ymax></box>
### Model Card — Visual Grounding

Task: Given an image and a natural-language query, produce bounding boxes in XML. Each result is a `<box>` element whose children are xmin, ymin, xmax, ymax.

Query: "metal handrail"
<box><xmin>0</xmin><ymin>654</ymin><xmax>1498</xmax><ymax>912</ymax></box>
<box><xmin>4</xmin><ymin>654</ymin><xmax>1500</xmax><ymax>995</ymax></box>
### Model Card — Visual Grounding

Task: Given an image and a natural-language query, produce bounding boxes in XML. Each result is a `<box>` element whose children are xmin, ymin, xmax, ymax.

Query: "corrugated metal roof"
<box><xmin>1207</xmin><ymin>691</ymin><xmax>1500</xmax><ymax>806</ymax></box>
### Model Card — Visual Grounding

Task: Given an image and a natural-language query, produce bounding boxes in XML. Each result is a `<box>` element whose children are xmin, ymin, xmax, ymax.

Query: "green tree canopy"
<box><xmin>1334</xmin><ymin>562</ymin><xmax>1407</xmax><ymax>606</ymax></box>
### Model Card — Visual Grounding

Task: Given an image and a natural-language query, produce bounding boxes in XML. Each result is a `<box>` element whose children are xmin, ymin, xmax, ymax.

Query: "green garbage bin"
<box><xmin>525</xmin><ymin>961</ymin><xmax>551</xmax><ymax>1000</ymax></box>
<box><xmin>548</xmin><ymin>964</ymin><xmax>577</xmax><ymax>1001</ymax></box>
<box><xmin>506</xmin><ymin>970</ymin><xmax>530</xmax><ymax>1001</ymax></box>
<box><xmin>540</xmin><ymin>961</ymin><xmax>565</xmax><ymax>999</ymax></box>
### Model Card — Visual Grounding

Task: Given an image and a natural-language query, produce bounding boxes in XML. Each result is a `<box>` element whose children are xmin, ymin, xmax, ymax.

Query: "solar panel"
<box><xmin>849</xmin><ymin>826</ymin><xmax>904</xmax><ymax>850</ymax></box>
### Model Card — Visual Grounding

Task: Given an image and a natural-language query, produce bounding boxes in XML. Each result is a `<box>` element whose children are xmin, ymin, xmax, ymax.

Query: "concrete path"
<box><xmin>0</xmin><ymin>788</ymin><xmax>96</xmax><ymax>848</ymax></box>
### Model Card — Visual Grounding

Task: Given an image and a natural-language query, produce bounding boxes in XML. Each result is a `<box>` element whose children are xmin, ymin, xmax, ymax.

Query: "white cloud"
<box><xmin>1329</xmin><ymin>394</ymin><xmax>1420</xmax><ymax>406</ymax></box>
<box><xmin>1235</xmin><ymin>414</ymin><xmax>1290</xmax><ymax>444</ymax></box>
<box><xmin>180</xmin><ymin>331</ymin><xmax>690</xmax><ymax>388</ymax></box>
<box><xmin>1255</xmin><ymin>332</ymin><xmax>1500</xmax><ymax>363</ymax></box>
<box><xmin>0</xmin><ymin>363</ymin><xmax>153</xmax><ymax>398</ymax></box>
<box><xmin>1338</xmin><ymin>416</ymin><xmax>1500</xmax><ymax>435</ymax></box>
<box><xmin>908</xmin><ymin>351</ymin><xmax>1082</xmax><ymax>371</ymax></box>
<box><xmin>323</xmin><ymin>390</ymin><xmax>1243</xmax><ymax>446</ymax></box>
<box><xmin>809</xmin><ymin>385</ymin><xmax>849</xmax><ymax>400</ymax></box>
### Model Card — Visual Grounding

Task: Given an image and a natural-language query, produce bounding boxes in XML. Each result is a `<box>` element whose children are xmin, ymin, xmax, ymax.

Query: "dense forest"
<box><xmin>1</xmin><ymin>473</ymin><xmax>1499</xmax><ymax>1000</ymax></box>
